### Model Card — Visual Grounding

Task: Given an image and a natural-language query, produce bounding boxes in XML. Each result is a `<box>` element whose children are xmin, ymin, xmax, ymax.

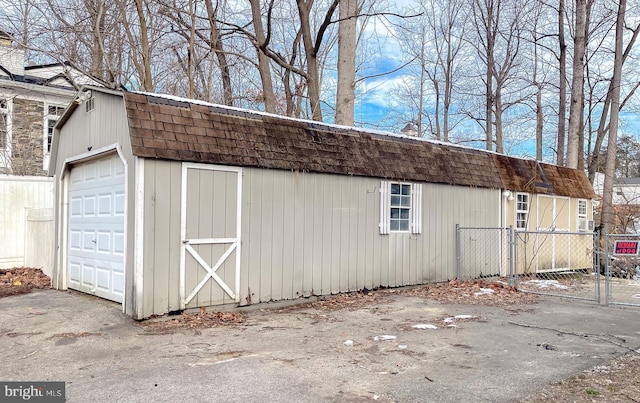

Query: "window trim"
<box><xmin>515</xmin><ymin>192</ymin><xmax>529</xmax><ymax>231</ymax></box>
<box><xmin>380</xmin><ymin>181</ymin><xmax>422</xmax><ymax>235</ymax></box>
<box><xmin>0</xmin><ymin>98</ymin><xmax>12</xmax><ymax>161</ymax></box>
<box><xmin>43</xmin><ymin>102</ymin><xmax>65</xmax><ymax>155</ymax></box>
<box><xmin>577</xmin><ymin>198</ymin><xmax>588</xmax><ymax>232</ymax></box>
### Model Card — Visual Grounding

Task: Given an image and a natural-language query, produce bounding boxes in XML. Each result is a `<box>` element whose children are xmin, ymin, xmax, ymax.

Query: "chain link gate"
<box><xmin>603</xmin><ymin>233</ymin><xmax>640</xmax><ymax>307</ymax></box>
<box><xmin>456</xmin><ymin>225</ymin><xmax>600</xmax><ymax>302</ymax></box>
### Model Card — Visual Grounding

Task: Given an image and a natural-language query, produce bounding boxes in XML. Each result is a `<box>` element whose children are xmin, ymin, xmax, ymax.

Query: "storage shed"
<box><xmin>49</xmin><ymin>87</ymin><xmax>595</xmax><ymax>319</ymax></box>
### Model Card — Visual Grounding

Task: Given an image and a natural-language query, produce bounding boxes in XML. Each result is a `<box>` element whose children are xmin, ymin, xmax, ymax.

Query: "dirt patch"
<box><xmin>141</xmin><ymin>309</ymin><xmax>246</xmax><ymax>333</ymax></box>
<box><xmin>274</xmin><ymin>290</ymin><xmax>390</xmax><ymax>313</ymax></box>
<box><xmin>521</xmin><ymin>353</ymin><xmax>640</xmax><ymax>402</ymax></box>
<box><xmin>0</xmin><ymin>267</ymin><xmax>51</xmax><ymax>298</ymax></box>
<box><xmin>396</xmin><ymin>279</ymin><xmax>540</xmax><ymax>306</ymax></box>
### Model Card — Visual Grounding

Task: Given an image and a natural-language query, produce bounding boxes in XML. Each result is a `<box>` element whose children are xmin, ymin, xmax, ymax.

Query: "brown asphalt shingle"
<box><xmin>123</xmin><ymin>92</ymin><xmax>595</xmax><ymax>199</ymax></box>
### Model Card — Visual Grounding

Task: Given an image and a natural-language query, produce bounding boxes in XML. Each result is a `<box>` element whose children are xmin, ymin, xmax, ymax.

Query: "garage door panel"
<box><xmin>68</xmin><ymin>154</ymin><xmax>125</xmax><ymax>303</ymax></box>
<box><xmin>114</xmin><ymin>231</ymin><xmax>125</xmax><ymax>255</ymax></box>
<box><xmin>69</xmin><ymin>230</ymin><xmax>81</xmax><ymax>250</ymax></box>
<box><xmin>82</xmin><ymin>263</ymin><xmax>95</xmax><ymax>286</ymax></box>
<box><xmin>96</xmin><ymin>265</ymin><xmax>111</xmax><ymax>289</ymax></box>
<box><xmin>69</xmin><ymin>262</ymin><xmax>81</xmax><ymax>282</ymax></box>
<box><xmin>115</xmin><ymin>192</ymin><xmax>125</xmax><ymax>215</ymax></box>
<box><xmin>97</xmin><ymin>231</ymin><xmax>111</xmax><ymax>253</ymax></box>
<box><xmin>84</xmin><ymin>196</ymin><xmax>96</xmax><ymax>216</ymax></box>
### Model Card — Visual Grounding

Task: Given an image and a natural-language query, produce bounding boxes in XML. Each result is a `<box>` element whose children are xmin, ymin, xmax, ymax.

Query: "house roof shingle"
<box><xmin>123</xmin><ymin>92</ymin><xmax>596</xmax><ymax>199</ymax></box>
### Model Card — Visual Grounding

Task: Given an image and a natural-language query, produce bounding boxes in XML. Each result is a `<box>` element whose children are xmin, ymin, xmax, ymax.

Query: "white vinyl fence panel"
<box><xmin>0</xmin><ymin>176</ymin><xmax>54</xmax><ymax>269</ymax></box>
<box><xmin>24</xmin><ymin>208</ymin><xmax>54</xmax><ymax>277</ymax></box>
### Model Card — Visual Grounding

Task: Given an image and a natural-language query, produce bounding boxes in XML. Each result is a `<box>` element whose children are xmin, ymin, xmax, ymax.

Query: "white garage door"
<box><xmin>68</xmin><ymin>154</ymin><xmax>125</xmax><ymax>303</ymax></box>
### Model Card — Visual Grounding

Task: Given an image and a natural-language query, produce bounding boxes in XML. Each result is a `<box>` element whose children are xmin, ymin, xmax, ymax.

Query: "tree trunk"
<box><xmin>297</xmin><ymin>0</ymin><xmax>323</xmax><ymax>121</ymax></box>
<box><xmin>565</xmin><ymin>0</ymin><xmax>586</xmax><ymax>168</ymax></box>
<box><xmin>249</xmin><ymin>0</ymin><xmax>276</xmax><ymax>112</ymax></box>
<box><xmin>536</xmin><ymin>84</ymin><xmax>543</xmax><ymax>160</ymax></box>
<box><xmin>335</xmin><ymin>0</ymin><xmax>357</xmax><ymax>126</ymax></box>
<box><xmin>485</xmin><ymin>47</ymin><xmax>493</xmax><ymax>151</ymax></box>
<box><xmin>557</xmin><ymin>0</ymin><xmax>566</xmax><ymax>165</ymax></box>
<box><xmin>187</xmin><ymin>0</ymin><xmax>195</xmax><ymax>98</ymax></box>
<box><xmin>494</xmin><ymin>88</ymin><xmax>503</xmax><ymax>154</ymax></box>
<box><xmin>601</xmin><ymin>0</ymin><xmax>626</xmax><ymax>235</ymax></box>
<box><xmin>205</xmin><ymin>0</ymin><xmax>233</xmax><ymax>106</ymax></box>
<box><xmin>134</xmin><ymin>0</ymin><xmax>153</xmax><ymax>91</ymax></box>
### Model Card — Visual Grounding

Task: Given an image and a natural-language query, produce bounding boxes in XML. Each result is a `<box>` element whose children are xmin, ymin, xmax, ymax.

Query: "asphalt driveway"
<box><xmin>1</xmin><ymin>289</ymin><xmax>639</xmax><ymax>402</ymax></box>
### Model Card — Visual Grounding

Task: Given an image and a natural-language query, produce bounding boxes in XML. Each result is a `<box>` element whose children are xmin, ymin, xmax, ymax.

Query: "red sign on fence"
<box><xmin>613</xmin><ymin>240</ymin><xmax>640</xmax><ymax>256</ymax></box>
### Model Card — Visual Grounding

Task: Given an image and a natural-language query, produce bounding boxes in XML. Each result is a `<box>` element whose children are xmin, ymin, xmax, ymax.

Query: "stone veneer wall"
<box><xmin>11</xmin><ymin>98</ymin><xmax>45</xmax><ymax>176</ymax></box>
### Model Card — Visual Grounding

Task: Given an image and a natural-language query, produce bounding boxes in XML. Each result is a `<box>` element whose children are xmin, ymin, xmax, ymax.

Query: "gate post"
<box><xmin>595</xmin><ymin>230</ymin><xmax>600</xmax><ymax>304</ymax></box>
<box><xmin>508</xmin><ymin>226</ymin><xmax>516</xmax><ymax>287</ymax></box>
<box><xmin>455</xmin><ymin>224</ymin><xmax>461</xmax><ymax>279</ymax></box>
<box><xmin>605</xmin><ymin>232</ymin><xmax>610</xmax><ymax>306</ymax></box>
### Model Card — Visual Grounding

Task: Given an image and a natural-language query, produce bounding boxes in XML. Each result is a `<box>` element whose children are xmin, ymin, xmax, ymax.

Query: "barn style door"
<box><xmin>180</xmin><ymin>163</ymin><xmax>242</xmax><ymax>309</ymax></box>
<box><xmin>536</xmin><ymin>195</ymin><xmax>570</xmax><ymax>272</ymax></box>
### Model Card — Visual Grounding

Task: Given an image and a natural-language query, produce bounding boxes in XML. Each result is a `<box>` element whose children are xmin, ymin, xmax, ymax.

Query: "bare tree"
<box><xmin>249</xmin><ymin>0</ymin><xmax>277</xmax><ymax>113</ymax></box>
<box><xmin>335</xmin><ymin>0</ymin><xmax>359</xmax><ymax>126</ymax></box>
<box><xmin>601</xmin><ymin>0</ymin><xmax>626</xmax><ymax>234</ymax></box>
<box><xmin>565</xmin><ymin>0</ymin><xmax>587</xmax><ymax>168</ymax></box>
<box><xmin>470</xmin><ymin>0</ymin><xmax>527</xmax><ymax>153</ymax></box>
<box><xmin>557</xmin><ymin>0</ymin><xmax>567</xmax><ymax>165</ymax></box>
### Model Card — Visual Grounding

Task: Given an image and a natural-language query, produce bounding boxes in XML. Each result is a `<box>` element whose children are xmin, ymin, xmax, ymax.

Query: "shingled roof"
<box><xmin>123</xmin><ymin>92</ymin><xmax>595</xmax><ymax>199</ymax></box>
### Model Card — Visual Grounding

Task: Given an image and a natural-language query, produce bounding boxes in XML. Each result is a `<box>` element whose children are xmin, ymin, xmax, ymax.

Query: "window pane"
<box><xmin>401</xmin><ymin>184</ymin><xmax>411</xmax><ymax>195</ymax></box>
<box><xmin>399</xmin><ymin>220</ymin><xmax>409</xmax><ymax>231</ymax></box>
<box><xmin>391</xmin><ymin>183</ymin><xmax>400</xmax><ymax>195</ymax></box>
<box><xmin>400</xmin><ymin>196</ymin><xmax>410</xmax><ymax>207</ymax></box>
<box><xmin>390</xmin><ymin>195</ymin><xmax>400</xmax><ymax>206</ymax></box>
<box><xmin>390</xmin><ymin>220</ymin><xmax>399</xmax><ymax>231</ymax></box>
<box><xmin>400</xmin><ymin>208</ymin><xmax>409</xmax><ymax>219</ymax></box>
<box><xmin>578</xmin><ymin>200</ymin><xmax>586</xmax><ymax>215</ymax></box>
<box><xmin>390</xmin><ymin>208</ymin><xmax>400</xmax><ymax>219</ymax></box>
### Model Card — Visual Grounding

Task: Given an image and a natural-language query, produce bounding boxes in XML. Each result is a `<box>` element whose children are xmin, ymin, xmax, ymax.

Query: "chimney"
<box><xmin>0</xmin><ymin>31</ymin><xmax>25</xmax><ymax>76</ymax></box>
<box><xmin>400</xmin><ymin>123</ymin><xmax>419</xmax><ymax>137</ymax></box>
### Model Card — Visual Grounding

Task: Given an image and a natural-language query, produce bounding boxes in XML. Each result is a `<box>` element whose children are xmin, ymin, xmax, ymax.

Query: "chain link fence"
<box><xmin>455</xmin><ymin>225</ymin><xmax>513</xmax><ymax>281</ymax></box>
<box><xmin>513</xmin><ymin>230</ymin><xmax>600</xmax><ymax>302</ymax></box>
<box><xmin>604</xmin><ymin>233</ymin><xmax>640</xmax><ymax>307</ymax></box>
<box><xmin>456</xmin><ymin>226</ymin><xmax>600</xmax><ymax>302</ymax></box>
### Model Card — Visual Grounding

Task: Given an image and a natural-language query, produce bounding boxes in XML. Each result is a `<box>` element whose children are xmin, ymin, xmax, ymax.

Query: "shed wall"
<box><xmin>52</xmin><ymin>92</ymin><xmax>137</xmax><ymax>315</ymax></box>
<box><xmin>241</xmin><ymin>170</ymin><xmax>499</xmax><ymax>304</ymax></box>
<box><xmin>139</xmin><ymin>162</ymin><xmax>501</xmax><ymax>317</ymax></box>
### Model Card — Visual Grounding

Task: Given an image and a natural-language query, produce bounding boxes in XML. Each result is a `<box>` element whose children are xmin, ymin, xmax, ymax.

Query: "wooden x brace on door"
<box><xmin>184</xmin><ymin>240</ymin><xmax>237</xmax><ymax>304</ymax></box>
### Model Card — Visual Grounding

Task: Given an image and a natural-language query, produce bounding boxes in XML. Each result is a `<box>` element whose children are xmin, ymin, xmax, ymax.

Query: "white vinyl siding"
<box><xmin>380</xmin><ymin>181</ymin><xmax>422</xmax><ymax>235</ymax></box>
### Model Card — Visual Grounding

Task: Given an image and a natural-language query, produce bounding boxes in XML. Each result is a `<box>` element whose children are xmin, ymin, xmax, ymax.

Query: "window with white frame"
<box><xmin>0</xmin><ymin>98</ymin><xmax>11</xmax><ymax>151</ymax></box>
<box><xmin>44</xmin><ymin>104</ymin><xmax>65</xmax><ymax>154</ymax></box>
<box><xmin>577</xmin><ymin>199</ymin><xmax>588</xmax><ymax>231</ymax></box>
<box><xmin>515</xmin><ymin>193</ymin><xmax>529</xmax><ymax>231</ymax></box>
<box><xmin>380</xmin><ymin>181</ymin><xmax>422</xmax><ymax>234</ymax></box>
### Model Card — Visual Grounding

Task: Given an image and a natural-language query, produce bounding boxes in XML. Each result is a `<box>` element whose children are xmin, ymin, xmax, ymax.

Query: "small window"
<box><xmin>0</xmin><ymin>98</ymin><xmax>10</xmax><ymax>149</ymax></box>
<box><xmin>390</xmin><ymin>183</ymin><xmax>411</xmax><ymax>231</ymax></box>
<box><xmin>515</xmin><ymin>193</ymin><xmax>529</xmax><ymax>231</ymax></box>
<box><xmin>577</xmin><ymin>199</ymin><xmax>589</xmax><ymax>231</ymax></box>
<box><xmin>85</xmin><ymin>96</ymin><xmax>95</xmax><ymax>112</ymax></box>
<box><xmin>380</xmin><ymin>181</ymin><xmax>422</xmax><ymax>234</ymax></box>
<box><xmin>44</xmin><ymin>104</ymin><xmax>65</xmax><ymax>153</ymax></box>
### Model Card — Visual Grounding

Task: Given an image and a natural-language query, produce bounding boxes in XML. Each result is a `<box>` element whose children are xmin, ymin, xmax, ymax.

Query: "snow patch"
<box><xmin>474</xmin><ymin>288</ymin><xmax>495</xmax><ymax>296</ymax></box>
<box><xmin>522</xmin><ymin>280</ymin><xmax>569</xmax><ymax>290</ymax></box>
<box><xmin>373</xmin><ymin>335</ymin><xmax>397</xmax><ymax>341</ymax></box>
<box><xmin>412</xmin><ymin>324</ymin><xmax>438</xmax><ymax>330</ymax></box>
